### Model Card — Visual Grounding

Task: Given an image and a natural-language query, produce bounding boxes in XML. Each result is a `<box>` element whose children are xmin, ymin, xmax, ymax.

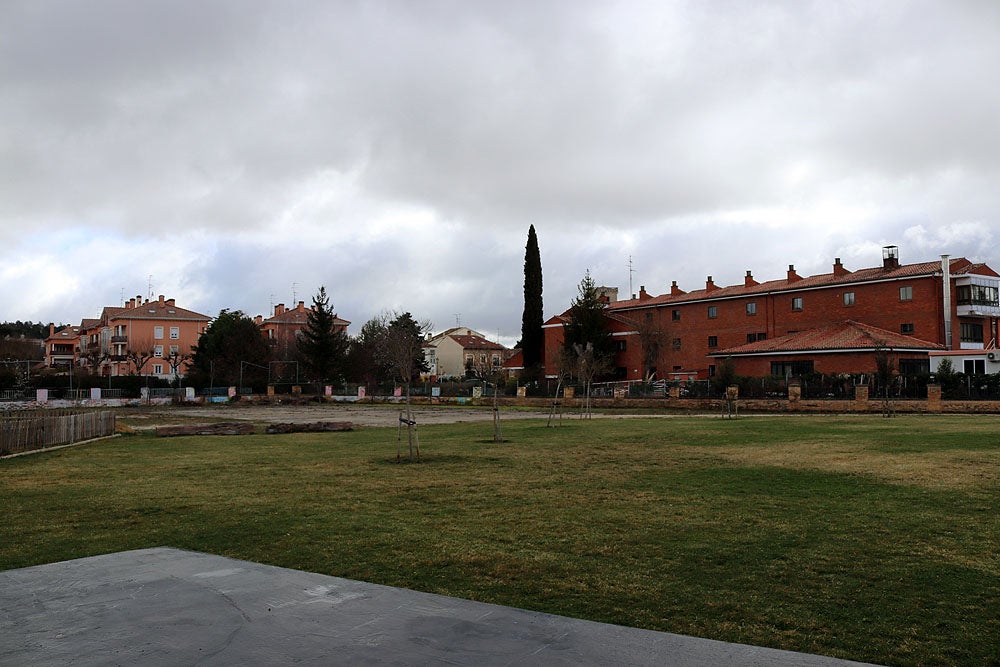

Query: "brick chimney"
<box><xmin>166</xmin><ymin>298</ymin><xmax>175</xmax><ymax>306</ymax></box>
<box><xmin>158</xmin><ymin>295</ymin><xmax>165</xmax><ymax>305</ymax></box>
<box><xmin>882</xmin><ymin>245</ymin><xmax>899</xmax><ymax>269</ymax></box>
<box><xmin>638</xmin><ymin>285</ymin><xmax>651</xmax><ymax>300</ymax></box>
<box><xmin>787</xmin><ymin>264</ymin><xmax>802</xmax><ymax>282</ymax></box>
<box><xmin>744</xmin><ymin>270</ymin><xmax>758</xmax><ymax>287</ymax></box>
<box><xmin>833</xmin><ymin>257</ymin><xmax>850</xmax><ymax>276</ymax></box>
<box><xmin>274</xmin><ymin>304</ymin><xmax>285</xmax><ymax>316</ymax></box>
<box><xmin>254</xmin><ymin>315</ymin><xmax>263</xmax><ymax>325</ymax></box>
<box><xmin>705</xmin><ymin>276</ymin><xmax>718</xmax><ymax>292</ymax></box>
<box><xmin>670</xmin><ymin>280</ymin><xmax>685</xmax><ymax>296</ymax></box>
<box><xmin>297</xmin><ymin>301</ymin><xmax>306</xmax><ymax>310</ymax></box>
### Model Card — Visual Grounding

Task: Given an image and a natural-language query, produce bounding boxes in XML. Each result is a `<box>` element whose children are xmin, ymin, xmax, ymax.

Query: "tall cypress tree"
<box><xmin>521</xmin><ymin>225</ymin><xmax>544</xmax><ymax>370</ymax></box>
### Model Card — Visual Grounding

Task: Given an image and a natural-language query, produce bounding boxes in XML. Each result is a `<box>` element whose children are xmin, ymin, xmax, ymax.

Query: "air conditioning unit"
<box><xmin>988</xmin><ymin>352</ymin><xmax>998</xmax><ymax>362</ymax></box>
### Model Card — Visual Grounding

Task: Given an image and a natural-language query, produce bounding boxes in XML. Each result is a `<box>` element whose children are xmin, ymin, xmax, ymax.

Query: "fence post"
<box><xmin>926</xmin><ymin>384</ymin><xmax>942</xmax><ymax>413</ymax></box>
<box><xmin>854</xmin><ymin>384</ymin><xmax>869</xmax><ymax>412</ymax></box>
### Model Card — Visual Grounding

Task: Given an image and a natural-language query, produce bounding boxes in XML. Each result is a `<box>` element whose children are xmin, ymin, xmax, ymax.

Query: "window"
<box><xmin>708</xmin><ymin>364</ymin><xmax>716</xmax><ymax>377</ymax></box>
<box><xmin>899</xmin><ymin>286</ymin><xmax>913</xmax><ymax>301</ymax></box>
<box><xmin>843</xmin><ymin>292</ymin><xmax>855</xmax><ymax>306</ymax></box>
<box><xmin>672</xmin><ymin>338</ymin><xmax>681</xmax><ymax>350</ymax></box>
<box><xmin>154</xmin><ymin>345</ymin><xmax>163</xmax><ymax>357</ymax></box>
<box><xmin>791</xmin><ymin>297</ymin><xmax>803</xmax><ymax>311</ymax></box>
<box><xmin>169</xmin><ymin>327</ymin><xmax>179</xmax><ymax>339</ymax></box>
<box><xmin>900</xmin><ymin>323</ymin><xmax>915</xmax><ymax>334</ymax></box>
<box><xmin>671</xmin><ymin>309</ymin><xmax>681</xmax><ymax>321</ymax></box>
<box><xmin>707</xmin><ymin>306</ymin><xmax>717</xmax><ymax>319</ymax></box>
<box><xmin>614</xmin><ymin>339</ymin><xmax>627</xmax><ymax>352</ymax></box>
<box><xmin>492</xmin><ymin>355</ymin><xmax>500</xmax><ymax>366</ymax></box>
<box><xmin>964</xmin><ymin>359</ymin><xmax>986</xmax><ymax>374</ymax></box>
<box><xmin>770</xmin><ymin>360</ymin><xmax>814</xmax><ymax>377</ymax></box>
<box><xmin>746</xmin><ymin>302</ymin><xmax>757</xmax><ymax>315</ymax></box>
<box><xmin>169</xmin><ymin>345</ymin><xmax>179</xmax><ymax>354</ymax></box>
<box><xmin>154</xmin><ymin>326</ymin><xmax>164</xmax><ymax>339</ymax></box>
<box><xmin>898</xmin><ymin>359</ymin><xmax>929</xmax><ymax>375</ymax></box>
<box><xmin>707</xmin><ymin>336</ymin><xmax>718</xmax><ymax>348</ymax></box>
<box><xmin>746</xmin><ymin>332</ymin><xmax>767</xmax><ymax>343</ymax></box>
<box><xmin>956</xmin><ymin>283</ymin><xmax>1000</xmax><ymax>306</ymax></box>
<box><xmin>153</xmin><ymin>364</ymin><xmax>163</xmax><ymax>374</ymax></box>
<box><xmin>961</xmin><ymin>322</ymin><xmax>984</xmax><ymax>343</ymax></box>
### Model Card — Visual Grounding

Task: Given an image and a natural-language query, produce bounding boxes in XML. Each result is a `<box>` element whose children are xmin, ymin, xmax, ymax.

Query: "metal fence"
<box><xmin>0</xmin><ymin>410</ymin><xmax>116</xmax><ymax>456</ymax></box>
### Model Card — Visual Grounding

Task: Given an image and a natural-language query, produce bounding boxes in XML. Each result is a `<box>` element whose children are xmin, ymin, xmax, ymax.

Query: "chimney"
<box><xmin>787</xmin><ymin>264</ymin><xmax>802</xmax><ymax>282</ymax></box>
<box><xmin>275</xmin><ymin>303</ymin><xmax>285</xmax><ymax>316</ymax></box>
<box><xmin>744</xmin><ymin>270</ymin><xmax>758</xmax><ymax>287</ymax></box>
<box><xmin>883</xmin><ymin>245</ymin><xmax>899</xmax><ymax>269</ymax></box>
<box><xmin>254</xmin><ymin>315</ymin><xmax>263</xmax><ymax>325</ymax></box>
<box><xmin>705</xmin><ymin>276</ymin><xmax>718</xmax><ymax>292</ymax></box>
<box><xmin>670</xmin><ymin>280</ymin><xmax>685</xmax><ymax>296</ymax></box>
<box><xmin>298</xmin><ymin>301</ymin><xmax>305</xmax><ymax>310</ymax></box>
<box><xmin>49</xmin><ymin>323</ymin><xmax>55</xmax><ymax>337</ymax></box>
<box><xmin>166</xmin><ymin>298</ymin><xmax>175</xmax><ymax>306</ymax></box>
<box><xmin>158</xmin><ymin>295</ymin><xmax>165</xmax><ymax>305</ymax></box>
<box><xmin>638</xmin><ymin>285</ymin><xmax>651</xmax><ymax>300</ymax></box>
<box><xmin>833</xmin><ymin>257</ymin><xmax>850</xmax><ymax>276</ymax></box>
<box><xmin>126</xmin><ymin>298</ymin><xmax>133</xmax><ymax>309</ymax></box>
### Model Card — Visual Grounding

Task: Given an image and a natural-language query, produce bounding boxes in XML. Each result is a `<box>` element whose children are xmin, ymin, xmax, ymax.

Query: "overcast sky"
<box><xmin>3</xmin><ymin>0</ymin><xmax>999</xmax><ymax>345</ymax></box>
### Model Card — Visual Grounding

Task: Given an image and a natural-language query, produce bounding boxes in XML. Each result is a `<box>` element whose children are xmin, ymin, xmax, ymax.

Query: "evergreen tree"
<box><xmin>188</xmin><ymin>310</ymin><xmax>271</xmax><ymax>388</ymax></box>
<box><xmin>520</xmin><ymin>224</ymin><xmax>544</xmax><ymax>371</ymax></box>
<box><xmin>562</xmin><ymin>270</ymin><xmax>613</xmax><ymax>362</ymax></box>
<box><xmin>297</xmin><ymin>286</ymin><xmax>349</xmax><ymax>384</ymax></box>
<box><xmin>347</xmin><ymin>314</ymin><xmax>391</xmax><ymax>389</ymax></box>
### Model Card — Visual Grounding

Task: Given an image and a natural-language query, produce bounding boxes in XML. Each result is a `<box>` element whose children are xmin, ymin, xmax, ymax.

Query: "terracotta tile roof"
<box><xmin>609</xmin><ymin>257</ymin><xmax>975</xmax><ymax>311</ymax></box>
<box><xmin>102</xmin><ymin>303</ymin><xmax>211</xmax><ymax>321</ymax></box>
<box><xmin>714</xmin><ymin>320</ymin><xmax>944</xmax><ymax>356</ymax></box>
<box><xmin>503</xmin><ymin>348</ymin><xmax>524</xmax><ymax>369</ymax></box>
<box><xmin>448</xmin><ymin>334</ymin><xmax>506</xmax><ymax>351</ymax></box>
<box><xmin>262</xmin><ymin>311</ymin><xmax>349</xmax><ymax>327</ymax></box>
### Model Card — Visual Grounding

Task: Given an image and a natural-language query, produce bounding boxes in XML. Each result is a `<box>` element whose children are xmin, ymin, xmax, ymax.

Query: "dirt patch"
<box><xmin>143</xmin><ymin>404</ymin><xmax>553</xmax><ymax>427</ymax></box>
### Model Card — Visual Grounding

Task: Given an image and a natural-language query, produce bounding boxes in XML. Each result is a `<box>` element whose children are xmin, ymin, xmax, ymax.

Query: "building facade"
<box><xmin>77</xmin><ymin>295</ymin><xmax>212</xmax><ymax>380</ymax></box>
<box><xmin>543</xmin><ymin>247</ymin><xmax>1000</xmax><ymax>380</ymax></box>
<box><xmin>422</xmin><ymin>327</ymin><xmax>510</xmax><ymax>378</ymax></box>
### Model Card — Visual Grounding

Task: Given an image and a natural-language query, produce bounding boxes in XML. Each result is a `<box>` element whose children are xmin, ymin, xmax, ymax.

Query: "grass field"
<box><xmin>2</xmin><ymin>413</ymin><xmax>997</xmax><ymax>666</ymax></box>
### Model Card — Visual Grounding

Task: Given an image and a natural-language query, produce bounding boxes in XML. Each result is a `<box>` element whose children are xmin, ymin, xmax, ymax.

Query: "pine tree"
<box><xmin>297</xmin><ymin>286</ymin><xmax>349</xmax><ymax>384</ymax></box>
<box><xmin>521</xmin><ymin>225</ymin><xmax>544</xmax><ymax>371</ymax></box>
<box><xmin>562</xmin><ymin>270</ymin><xmax>613</xmax><ymax>361</ymax></box>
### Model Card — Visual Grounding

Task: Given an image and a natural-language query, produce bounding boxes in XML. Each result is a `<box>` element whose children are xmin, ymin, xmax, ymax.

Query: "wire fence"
<box><xmin>0</xmin><ymin>410</ymin><xmax>116</xmax><ymax>456</ymax></box>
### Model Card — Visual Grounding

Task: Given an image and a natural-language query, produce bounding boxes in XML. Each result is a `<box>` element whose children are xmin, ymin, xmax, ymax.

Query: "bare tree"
<box><xmin>383</xmin><ymin>312</ymin><xmax>431</xmax><ymax>461</ymax></box>
<box><xmin>634</xmin><ymin>312</ymin><xmax>668</xmax><ymax>381</ymax></box>
<box><xmin>572</xmin><ymin>342</ymin><xmax>611</xmax><ymax>419</ymax></box>
<box><xmin>167</xmin><ymin>350</ymin><xmax>192</xmax><ymax>387</ymax></box>
<box><xmin>873</xmin><ymin>340</ymin><xmax>897</xmax><ymax>418</ymax></box>
<box><xmin>471</xmin><ymin>353</ymin><xmax>507</xmax><ymax>443</ymax></box>
<box><xmin>125</xmin><ymin>337</ymin><xmax>157</xmax><ymax>378</ymax></box>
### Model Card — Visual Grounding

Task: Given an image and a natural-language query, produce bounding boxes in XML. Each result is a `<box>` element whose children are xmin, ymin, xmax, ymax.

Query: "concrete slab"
<box><xmin>0</xmin><ymin>547</ymin><xmax>881</xmax><ymax>666</ymax></box>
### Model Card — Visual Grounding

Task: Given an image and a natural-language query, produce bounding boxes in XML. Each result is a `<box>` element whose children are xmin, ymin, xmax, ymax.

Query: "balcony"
<box><xmin>108</xmin><ymin>355</ymin><xmax>127</xmax><ymax>362</ymax></box>
<box><xmin>110</xmin><ymin>335</ymin><xmax>128</xmax><ymax>343</ymax></box>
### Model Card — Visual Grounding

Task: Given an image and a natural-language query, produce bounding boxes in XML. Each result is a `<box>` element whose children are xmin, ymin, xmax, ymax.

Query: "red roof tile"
<box><xmin>714</xmin><ymin>320</ymin><xmax>944</xmax><ymax>356</ymax></box>
<box><xmin>609</xmin><ymin>257</ymin><xmax>975</xmax><ymax>311</ymax></box>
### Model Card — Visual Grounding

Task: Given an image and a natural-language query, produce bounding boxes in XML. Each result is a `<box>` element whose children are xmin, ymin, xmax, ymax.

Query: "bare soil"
<box><xmin>143</xmin><ymin>403</ymin><xmax>553</xmax><ymax>428</ymax></box>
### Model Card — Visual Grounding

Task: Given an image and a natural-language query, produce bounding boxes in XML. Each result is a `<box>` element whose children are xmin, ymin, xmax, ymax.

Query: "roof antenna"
<box><xmin>454</xmin><ymin>313</ymin><xmax>461</xmax><ymax>327</ymax></box>
<box><xmin>147</xmin><ymin>275</ymin><xmax>154</xmax><ymax>301</ymax></box>
<box><xmin>628</xmin><ymin>256</ymin><xmax>636</xmax><ymax>298</ymax></box>
<box><xmin>292</xmin><ymin>282</ymin><xmax>298</xmax><ymax>304</ymax></box>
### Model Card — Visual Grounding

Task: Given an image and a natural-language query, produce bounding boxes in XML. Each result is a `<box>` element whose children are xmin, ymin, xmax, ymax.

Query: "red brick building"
<box><xmin>542</xmin><ymin>247</ymin><xmax>1000</xmax><ymax>379</ymax></box>
<box><xmin>256</xmin><ymin>301</ymin><xmax>350</xmax><ymax>360</ymax></box>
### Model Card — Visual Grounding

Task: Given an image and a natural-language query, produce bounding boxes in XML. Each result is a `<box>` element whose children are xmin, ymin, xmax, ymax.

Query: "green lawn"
<box><xmin>2</xmin><ymin>414</ymin><xmax>997</xmax><ymax>666</ymax></box>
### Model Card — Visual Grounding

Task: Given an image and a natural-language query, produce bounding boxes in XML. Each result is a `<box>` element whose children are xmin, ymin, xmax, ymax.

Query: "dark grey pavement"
<box><xmin>1</xmin><ymin>547</ymin><xmax>882</xmax><ymax>666</ymax></box>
